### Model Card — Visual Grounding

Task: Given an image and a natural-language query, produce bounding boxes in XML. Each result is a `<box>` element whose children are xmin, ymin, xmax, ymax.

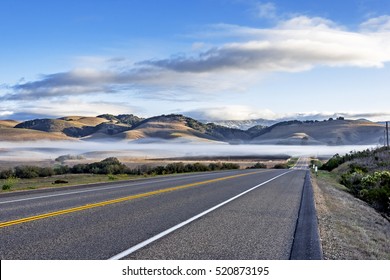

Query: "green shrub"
<box><xmin>2</xmin><ymin>177</ymin><xmax>18</xmax><ymax>191</ymax></box>
<box><xmin>0</xmin><ymin>169</ymin><xmax>14</xmax><ymax>179</ymax></box>
<box><xmin>247</xmin><ymin>162</ymin><xmax>267</xmax><ymax>169</ymax></box>
<box><xmin>108</xmin><ymin>174</ymin><xmax>118</xmax><ymax>181</ymax></box>
<box><xmin>273</xmin><ymin>163</ymin><xmax>288</xmax><ymax>169</ymax></box>
<box><xmin>340</xmin><ymin>170</ymin><xmax>390</xmax><ymax>214</ymax></box>
<box><xmin>53</xmin><ymin>179</ymin><xmax>69</xmax><ymax>184</ymax></box>
<box><xmin>14</xmin><ymin>166</ymin><xmax>40</xmax><ymax>179</ymax></box>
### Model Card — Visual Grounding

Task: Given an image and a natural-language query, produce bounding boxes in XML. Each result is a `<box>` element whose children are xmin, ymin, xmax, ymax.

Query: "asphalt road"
<box><xmin>0</xmin><ymin>167</ymin><xmax>315</xmax><ymax>260</ymax></box>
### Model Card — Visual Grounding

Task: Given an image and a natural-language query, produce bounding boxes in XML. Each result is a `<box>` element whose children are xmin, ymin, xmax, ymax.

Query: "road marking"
<box><xmin>0</xmin><ymin>170</ymin><xmax>245</xmax><ymax>205</ymax></box>
<box><xmin>108</xmin><ymin>170</ymin><xmax>293</xmax><ymax>260</ymax></box>
<box><xmin>0</xmin><ymin>170</ymin><xmax>266</xmax><ymax>228</ymax></box>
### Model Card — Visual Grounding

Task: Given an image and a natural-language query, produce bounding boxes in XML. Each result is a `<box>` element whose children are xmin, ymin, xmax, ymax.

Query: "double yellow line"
<box><xmin>0</xmin><ymin>171</ymin><xmax>262</xmax><ymax>228</ymax></box>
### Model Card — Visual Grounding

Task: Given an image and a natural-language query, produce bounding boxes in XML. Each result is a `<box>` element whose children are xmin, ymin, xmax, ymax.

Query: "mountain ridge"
<box><xmin>1</xmin><ymin>114</ymin><xmax>386</xmax><ymax>145</ymax></box>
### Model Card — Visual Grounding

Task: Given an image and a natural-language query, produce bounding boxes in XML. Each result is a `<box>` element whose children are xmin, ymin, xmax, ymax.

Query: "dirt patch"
<box><xmin>312</xmin><ymin>171</ymin><xmax>390</xmax><ymax>259</ymax></box>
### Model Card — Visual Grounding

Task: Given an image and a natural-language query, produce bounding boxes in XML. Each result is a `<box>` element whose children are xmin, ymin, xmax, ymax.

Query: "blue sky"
<box><xmin>1</xmin><ymin>0</ymin><xmax>390</xmax><ymax>121</ymax></box>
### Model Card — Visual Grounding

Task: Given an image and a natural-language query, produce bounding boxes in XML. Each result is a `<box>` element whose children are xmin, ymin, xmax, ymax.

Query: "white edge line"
<box><xmin>108</xmin><ymin>170</ymin><xmax>293</xmax><ymax>260</ymax></box>
<box><xmin>0</xmin><ymin>171</ymin><xmax>243</xmax><ymax>205</ymax></box>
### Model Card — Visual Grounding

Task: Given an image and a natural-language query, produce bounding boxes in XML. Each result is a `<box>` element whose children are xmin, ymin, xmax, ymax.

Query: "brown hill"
<box><xmin>15</xmin><ymin>118</ymin><xmax>99</xmax><ymax>138</ymax></box>
<box><xmin>251</xmin><ymin>119</ymin><xmax>384</xmax><ymax>145</ymax></box>
<box><xmin>0</xmin><ymin>120</ymin><xmax>20</xmax><ymax>128</ymax></box>
<box><xmin>0</xmin><ymin>114</ymin><xmax>385</xmax><ymax>145</ymax></box>
<box><xmin>118</xmin><ymin>114</ymin><xmax>249</xmax><ymax>143</ymax></box>
<box><xmin>0</xmin><ymin>127</ymin><xmax>72</xmax><ymax>141</ymax></box>
<box><xmin>59</xmin><ymin>116</ymin><xmax>108</xmax><ymax>126</ymax></box>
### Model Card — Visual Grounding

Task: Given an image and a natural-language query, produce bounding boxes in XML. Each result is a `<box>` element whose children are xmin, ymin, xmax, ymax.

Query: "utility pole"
<box><xmin>386</xmin><ymin>121</ymin><xmax>389</xmax><ymax>149</ymax></box>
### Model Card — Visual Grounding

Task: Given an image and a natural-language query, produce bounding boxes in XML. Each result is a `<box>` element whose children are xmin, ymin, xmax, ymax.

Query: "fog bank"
<box><xmin>0</xmin><ymin>140</ymin><xmax>378</xmax><ymax>162</ymax></box>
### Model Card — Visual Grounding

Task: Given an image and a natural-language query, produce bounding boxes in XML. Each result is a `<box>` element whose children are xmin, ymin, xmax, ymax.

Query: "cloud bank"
<box><xmin>2</xmin><ymin>15</ymin><xmax>390</xmax><ymax>102</ymax></box>
<box><xmin>1</xmin><ymin>14</ymin><xmax>390</xmax><ymax>121</ymax></box>
<box><xmin>183</xmin><ymin>105</ymin><xmax>390</xmax><ymax>122</ymax></box>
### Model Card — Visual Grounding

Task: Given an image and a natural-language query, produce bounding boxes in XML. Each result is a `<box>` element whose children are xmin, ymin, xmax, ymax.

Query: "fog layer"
<box><xmin>0</xmin><ymin>140</ymin><xmax>378</xmax><ymax>162</ymax></box>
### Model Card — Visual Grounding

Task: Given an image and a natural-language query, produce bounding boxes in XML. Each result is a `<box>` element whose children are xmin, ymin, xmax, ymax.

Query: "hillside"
<box><xmin>0</xmin><ymin>127</ymin><xmax>72</xmax><ymax>141</ymax></box>
<box><xmin>0</xmin><ymin>114</ymin><xmax>386</xmax><ymax>145</ymax></box>
<box><xmin>207</xmin><ymin>119</ymin><xmax>276</xmax><ymax>130</ymax></box>
<box><xmin>251</xmin><ymin>119</ymin><xmax>384</xmax><ymax>145</ymax></box>
<box><xmin>118</xmin><ymin>114</ymin><xmax>249</xmax><ymax>143</ymax></box>
<box><xmin>0</xmin><ymin>120</ymin><xmax>20</xmax><ymax>128</ymax></box>
<box><xmin>320</xmin><ymin>147</ymin><xmax>390</xmax><ymax>215</ymax></box>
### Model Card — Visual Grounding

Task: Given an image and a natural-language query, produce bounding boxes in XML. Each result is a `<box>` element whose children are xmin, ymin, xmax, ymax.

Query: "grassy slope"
<box><xmin>0</xmin><ymin>115</ymin><xmax>385</xmax><ymax>144</ymax></box>
<box><xmin>0</xmin><ymin>173</ymin><xmax>136</xmax><ymax>192</ymax></box>
<box><xmin>118</xmin><ymin>119</ymin><xmax>218</xmax><ymax>141</ymax></box>
<box><xmin>0</xmin><ymin>120</ymin><xmax>20</xmax><ymax>128</ymax></box>
<box><xmin>252</xmin><ymin>120</ymin><xmax>384</xmax><ymax>145</ymax></box>
<box><xmin>0</xmin><ymin>127</ymin><xmax>72</xmax><ymax>141</ymax></box>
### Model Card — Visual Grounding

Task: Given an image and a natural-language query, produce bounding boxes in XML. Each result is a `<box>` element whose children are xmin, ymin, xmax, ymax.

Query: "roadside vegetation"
<box><xmin>320</xmin><ymin>147</ymin><xmax>390</xmax><ymax>215</ymax></box>
<box><xmin>287</xmin><ymin>157</ymin><xmax>299</xmax><ymax>168</ymax></box>
<box><xmin>246</xmin><ymin>162</ymin><xmax>267</xmax><ymax>169</ymax></box>
<box><xmin>0</xmin><ymin>157</ymin><xmax>240</xmax><ymax>191</ymax></box>
<box><xmin>312</xmin><ymin>170</ymin><xmax>390</xmax><ymax>259</ymax></box>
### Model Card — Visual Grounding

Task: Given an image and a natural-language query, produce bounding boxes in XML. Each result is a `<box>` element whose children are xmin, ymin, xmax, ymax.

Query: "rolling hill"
<box><xmin>251</xmin><ymin>119</ymin><xmax>385</xmax><ymax>145</ymax></box>
<box><xmin>0</xmin><ymin>114</ymin><xmax>386</xmax><ymax>145</ymax></box>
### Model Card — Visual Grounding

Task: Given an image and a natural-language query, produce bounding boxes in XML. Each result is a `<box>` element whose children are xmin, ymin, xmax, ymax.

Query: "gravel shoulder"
<box><xmin>312</xmin><ymin>171</ymin><xmax>390</xmax><ymax>259</ymax></box>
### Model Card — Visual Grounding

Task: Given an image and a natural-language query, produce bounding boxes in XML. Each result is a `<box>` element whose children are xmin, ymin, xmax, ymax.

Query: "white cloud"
<box><xmin>255</xmin><ymin>2</ymin><xmax>277</xmax><ymax>19</ymax></box>
<box><xmin>144</xmin><ymin>16</ymin><xmax>390</xmax><ymax>73</ymax></box>
<box><xmin>360</xmin><ymin>15</ymin><xmax>390</xmax><ymax>32</ymax></box>
<box><xmin>4</xmin><ymin>14</ymin><xmax>390</xmax><ymax>104</ymax></box>
<box><xmin>0</xmin><ymin>110</ymin><xmax>13</xmax><ymax>117</ymax></box>
<box><xmin>184</xmin><ymin>106</ymin><xmax>279</xmax><ymax>121</ymax></box>
<box><xmin>5</xmin><ymin>98</ymin><xmax>141</xmax><ymax>119</ymax></box>
<box><xmin>184</xmin><ymin>107</ymin><xmax>390</xmax><ymax>122</ymax></box>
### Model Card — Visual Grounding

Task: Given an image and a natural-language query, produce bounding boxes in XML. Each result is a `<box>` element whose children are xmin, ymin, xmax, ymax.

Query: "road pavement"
<box><xmin>0</xmin><ymin>167</ymin><xmax>319</xmax><ymax>259</ymax></box>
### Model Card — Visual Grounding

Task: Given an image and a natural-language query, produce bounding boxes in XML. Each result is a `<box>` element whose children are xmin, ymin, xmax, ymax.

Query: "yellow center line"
<box><xmin>0</xmin><ymin>170</ymin><xmax>264</xmax><ymax>228</ymax></box>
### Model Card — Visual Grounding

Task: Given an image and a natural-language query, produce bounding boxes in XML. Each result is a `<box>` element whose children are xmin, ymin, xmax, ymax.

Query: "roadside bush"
<box><xmin>38</xmin><ymin>167</ymin><xmax>55</xmax><ymax>177</ymax></box>
<box><xmin>74</xmin><ymin>157</ymin><xmax>129</xmax><ymax>175</ymax></box>
<box><xmin>221</xmin><ymin>162</ymin><xmax>240</xmax><ymax>170</ymax></box>
<box><xmin>2</xmin><ymin>176</ymin><xmax>18</xmax><ymax>190</ymax></box>
<box><xmin>0</xmin><ymin>169</ymin><xmax>14</xmax><ymax>179</ymax></box>
<box><xmin>208</xmin><ymin>162</ymin><xmax>223</xmax><ymax>171</ymax></box>
<box><xmin>273</xmin><ymin>163</ymin><xmax>288</xmax><ymax>169</ymax></box>
<box><xmin>340</xmin><ymin>172</ymin><xmax>364</xmax><ymax>192</ymax></box>
<box><xmin>247</xmin><ymin>162</ymin><xmax>267</xmax><ymax>169</ymax></box>
<box><xmin>13</xmin><ymin>165</ymin><xmax>55</xmax><ymax>179</ymax></box>
<box><xmin>321</xmin><ymin>147</ymin><xmax>388</xmax><ymax>171</ymax></box>
<box><xmin>53</xmin><ymin>179</ymin><xmax>69</xmax><ymax>184</ymax></box>
<box><xmin>14</xmin><ymin>166</ymin><xmax>40</xmax><ymax>179</ymax></box>
<box><xmin>54</xmin><ymin>165</ymin><xmax>71</xmax><ymax>175</ymax></box>
<box><xmin>340</xmin><ymin>170</ymin><xmax>390</xmax><ymax>214</ymax></box>
<box><xmin>321</xmin><ymin>154</ymin><xmax>343</xmax><ymax>171</ymax></box>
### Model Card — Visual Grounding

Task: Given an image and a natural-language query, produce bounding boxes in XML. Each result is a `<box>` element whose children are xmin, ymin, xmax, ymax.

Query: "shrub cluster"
<box><xmin>2</xmin><ymin>177</ymin><xmax>18</xmax><ymax>191</ymax></box>
<box><xmin>273</xmin><ymin>163</ymin><xmax>288</xmax><ymax>169</ymax></box>
<box><xmin>0</xmin><ymin>158</ymin><xmax>240</xmax><ymax>180</ymax></box>
<box><xmin>246</xmin><ymin>162</ymin><xmax>267</xmax><ymax>169</ymax></box>
<box><xmin>340</xmin><ymin>166</ymin><xmax>390</xmax><ymax>214</ymax></box>
<box><xmin>137</xmin><ymin>162</ymin><xmax>240</xmax><ymax>176</ymax></box>
<box><xmin>1</xmin><ymin>166</ymin><xmax>54</xmax><ymax>179</ymax></box>
<box><xmin>321</xmin><ymin>147</ymin><xmax>388</xmax><ymax>171</ymax></box>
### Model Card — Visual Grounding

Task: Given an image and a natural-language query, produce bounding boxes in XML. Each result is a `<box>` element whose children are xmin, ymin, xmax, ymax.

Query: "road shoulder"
<box><xmin>312</xmin><ymin>171</ymin><xmax>390</xmax><ymax>259</ymax></box>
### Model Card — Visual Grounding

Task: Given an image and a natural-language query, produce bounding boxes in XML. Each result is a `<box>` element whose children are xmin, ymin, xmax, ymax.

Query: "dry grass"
<box><xmin>59</xmin><ymin>116</ymin><xmax>108</xmax><ymax>126</ymax></box>
<box><xmin>252</xmin><ymin>120</ymin><xmax>384</xmax><ymax>145</ymax></box>
<box><xmin>0</xmin><ymin>173</ymin><xmax>139</xmax><ymax>192</ymax></box>
<box><xmin>0</xmin><ymin>127</ymin><xmax>72</xmax><ymax>141</ymax></box>
<box><xmin>0</xmin><ymin>120</ymin><xmax>20</xmax><ymax>128</ymax></box>
<box><xmin>120</xmin><ymin>120</ymin><xmax>207</xmax><ymax>141</ymax></box>
<box><xmin>312</xmin><ymin>170</ymin><xmax>390</xmax><ymax>259</ymax></box>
